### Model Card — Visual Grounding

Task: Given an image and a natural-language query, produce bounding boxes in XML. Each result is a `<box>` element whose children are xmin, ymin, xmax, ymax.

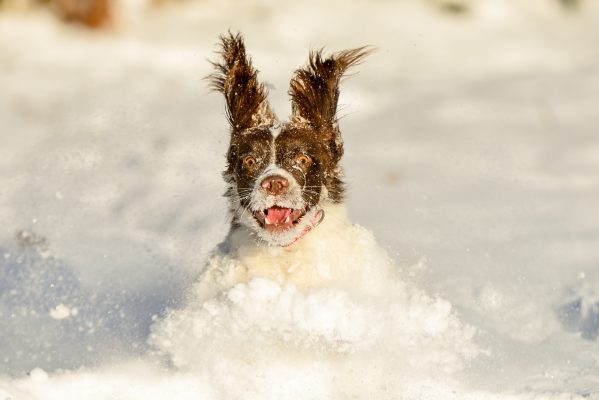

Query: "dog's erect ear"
<box><xmin>208</xmin><ymin>32</ymin><xmax>275</xmax><ymax>132</ymax></box>
<box><xmin>289</xmin><ymin>46</ymin><xmax>372</xmax><ymax>129</ymax></box>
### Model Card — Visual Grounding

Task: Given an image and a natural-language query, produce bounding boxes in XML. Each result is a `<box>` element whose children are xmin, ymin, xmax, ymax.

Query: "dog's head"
<box><xmin>209</xmin><ymin>32</ymin><xmax>371</xmax><ymax>246</ymax></box>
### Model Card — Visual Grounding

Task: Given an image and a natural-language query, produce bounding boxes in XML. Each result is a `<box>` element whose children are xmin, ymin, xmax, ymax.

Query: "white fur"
<box><xmin>195</xmin><ymin>203</ymin><xmax>395</xmax><ymax>301</ymax></box>
<box><xmin>226</xmin><ymin>171</ymin><xmax>308</xmax><ymax>247</ymax></box>
<box><xmin>249</xmin><ymin>165</ymin><xmax>304</xmax><ymax>211</ymax></box>
<box><xmin>270</xmin><ymin>124</ymin><xmax>283</xmax><ymax>138</ymax></box>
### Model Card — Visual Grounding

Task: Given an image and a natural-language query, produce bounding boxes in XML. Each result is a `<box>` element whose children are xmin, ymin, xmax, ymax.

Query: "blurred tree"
<box><xmin>51</xmin><ymin>0</ymin><xmax>111</xmax><ymax>28</ymax></box>
<box><xmin>0</xmin><ymin>0</ymin><xmax>111</xmax><ymax>27</ymax></box>
<box><xmin>559</xmin><ymin>0</ymin><xmax>582</xmax><ymax>10</ymax></box>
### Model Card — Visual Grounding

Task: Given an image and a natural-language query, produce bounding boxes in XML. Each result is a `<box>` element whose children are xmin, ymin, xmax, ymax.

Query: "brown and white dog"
<box><xmin>197</xmin><ymin>33</ymin><xmax>390</xmax><ymax>298</ymax></box>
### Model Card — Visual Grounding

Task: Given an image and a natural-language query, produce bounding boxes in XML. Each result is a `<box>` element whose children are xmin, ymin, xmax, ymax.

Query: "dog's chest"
<box><xmin>197</xmin><ymin>205</ymin><xmax>394</xmax><ymax>297</ymax></box>
<box><xmin>230</xmin><ymin>243</ymin><xmax>336</xmax><ymax>288</ymax></box>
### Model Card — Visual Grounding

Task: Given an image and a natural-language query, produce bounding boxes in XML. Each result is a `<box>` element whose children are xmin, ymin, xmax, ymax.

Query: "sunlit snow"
<box><xmin>0</xmin><ymin>0</ymin><xmax>598</xmax><ymax>399</ymax></box>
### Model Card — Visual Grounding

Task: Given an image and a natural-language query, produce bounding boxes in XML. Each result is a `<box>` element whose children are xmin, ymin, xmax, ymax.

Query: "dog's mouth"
<box><xmin>253</xmin><ymin>206</ymin><xmax>307</xmax><ymax>233</ymax></box>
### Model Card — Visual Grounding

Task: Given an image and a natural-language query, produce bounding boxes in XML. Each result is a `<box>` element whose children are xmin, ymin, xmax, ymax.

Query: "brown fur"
<box><xmin>227</xmin><ymin>128</ymin><xmax>272</xmax><ymax>210</ymax></box>
<box><xmin>208</xmin><ymin>33</ymin><xmax>370</xmax><ymax>230</ymax></box>
<box><xmin>51</xmin><ymin>0</ymin><xmax>111</xmax><ymax>28</ymax></box>
<box><xmin>208</xmin><ymin>33</ymin><xmax>275</xmax><ymax>133</ymax></box>
<box><xmin>286</xmin><ymin>46</ymin><xmax>373</xmax><ymax>200</ymax></box>
<box><xmin>289</xmin><ymin>47</ymin><xmax>372</xmax><ymax>130</ymax></box>
<box><xmin>275</xmin><ymin>125</ymin><xmax>344</xmax><ymax>204</ymax></box>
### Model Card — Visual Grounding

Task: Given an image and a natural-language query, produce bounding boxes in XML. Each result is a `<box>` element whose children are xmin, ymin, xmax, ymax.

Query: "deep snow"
<box><xmin>0</xmin><ymin>0</ymin><xmax>598</xmax><ymax>398</ymax></box>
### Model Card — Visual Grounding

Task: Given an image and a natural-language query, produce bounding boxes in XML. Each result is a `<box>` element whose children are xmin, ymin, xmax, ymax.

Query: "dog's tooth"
<box><xmin>265</xmin><ymin>218</ymin><xmax>272</xmax><ymax>225</ymax></box>
<box><xmin>285</xmin><ymin>216</ymin><xmax>290</xmax><ymax>223</ymax></box>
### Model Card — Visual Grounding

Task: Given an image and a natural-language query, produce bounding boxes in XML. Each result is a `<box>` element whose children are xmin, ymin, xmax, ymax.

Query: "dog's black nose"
<box><xmin>261</xmin><ymin>175</ymin><xmax>289</xmax><ymax>196</ymax></box>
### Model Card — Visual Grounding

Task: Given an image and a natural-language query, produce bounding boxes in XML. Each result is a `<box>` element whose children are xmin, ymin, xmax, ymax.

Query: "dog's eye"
<box><xmin>242</xmin><ymin>155</ymin><xmax>257</xmax><ymax>168</ymax></box>
<box><xmin>296</xmin><ymin>155</ymin><xmax>312</xmax><ymax>166</ymax></box>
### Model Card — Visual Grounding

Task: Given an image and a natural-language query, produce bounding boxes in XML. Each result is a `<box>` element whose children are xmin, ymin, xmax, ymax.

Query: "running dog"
<box><xmin>197</xmin><ymin>33</ymin><xmax>386</xmax><ymax>298</ymax></box>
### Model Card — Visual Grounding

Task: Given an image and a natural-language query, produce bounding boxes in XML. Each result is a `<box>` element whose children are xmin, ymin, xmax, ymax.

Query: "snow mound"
<box><xmin>149</xmin><ymin>254</ymin><xmax>480</xmax><ymax>399</ymax></box>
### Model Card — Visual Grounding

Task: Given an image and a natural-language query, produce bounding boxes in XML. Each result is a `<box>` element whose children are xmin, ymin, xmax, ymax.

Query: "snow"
<box><xmin>1</xmin><ymin>0</ymin><xmax>598</xmax><ymax>399</ymax></box>
<box><xmin>48</xmin><ymin>303</ymin><xmax>77</xmax><ymax>320</ymax></box>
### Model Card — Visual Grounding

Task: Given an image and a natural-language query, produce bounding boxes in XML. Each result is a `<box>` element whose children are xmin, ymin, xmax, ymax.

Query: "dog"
<box><xmin>195</xmin><ymin>33</ymin><xmax>390</xmax><ymax>299</ymax></box>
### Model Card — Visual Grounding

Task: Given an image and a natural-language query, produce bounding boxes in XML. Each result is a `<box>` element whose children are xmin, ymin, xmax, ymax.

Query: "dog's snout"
<box><xmin>261</xmin><ymin>175</ymin><xmax>289</xmax><ymax>196</ymax></box>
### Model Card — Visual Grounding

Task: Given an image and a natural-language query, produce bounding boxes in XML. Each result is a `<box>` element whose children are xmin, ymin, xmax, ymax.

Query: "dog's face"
<box><xmin>225</xmin><ymin>124</ymin><xmax>342</xmax><ymax>246</ymax></box>
<box><xmin>209</xmin><ymin>33</ymin><xmax>370</xmax><ymax>246</ymax></box>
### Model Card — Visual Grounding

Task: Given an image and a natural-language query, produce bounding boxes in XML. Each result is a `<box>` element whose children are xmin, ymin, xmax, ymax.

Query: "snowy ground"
<box><xmin>1</xmin><ymin>0</ymin><xmax>598</xmax><ymax>398</ymax></box>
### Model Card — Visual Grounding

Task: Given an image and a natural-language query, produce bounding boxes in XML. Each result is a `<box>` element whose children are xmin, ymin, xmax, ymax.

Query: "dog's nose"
<box><xmin>261</xmin><ymin>175</ymin><xmax>289</xmax><ymax>196</ymax></box>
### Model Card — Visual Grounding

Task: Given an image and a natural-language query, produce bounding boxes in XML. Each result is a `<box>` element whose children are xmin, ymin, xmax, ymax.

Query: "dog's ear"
<box><xmin>289</xmin><ymin>47</ymin><xmax>372</xmax><ymax>130</ymax></box>
<box><xmin>208</xmin><ymin>32</ymin><xmax>275</xmax><ymax>132</ymax></box>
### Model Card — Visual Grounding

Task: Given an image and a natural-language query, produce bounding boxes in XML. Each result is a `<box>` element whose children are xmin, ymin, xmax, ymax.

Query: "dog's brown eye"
<box><xmin>242</xmin><ymin>155</ymin><xmax>257</xmax><ymax>168</ymax></box>
<box><xmin>296</xmin><ymin>155</ymin><xmax>312</xmax><ymax>166</ymax></box>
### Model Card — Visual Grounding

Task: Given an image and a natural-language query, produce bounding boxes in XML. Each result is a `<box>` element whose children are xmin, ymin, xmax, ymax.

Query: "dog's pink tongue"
<box><xmin>266</xmin><ymin>206</ymin><xmax>291</xmax><ymax>225</ymax></box>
